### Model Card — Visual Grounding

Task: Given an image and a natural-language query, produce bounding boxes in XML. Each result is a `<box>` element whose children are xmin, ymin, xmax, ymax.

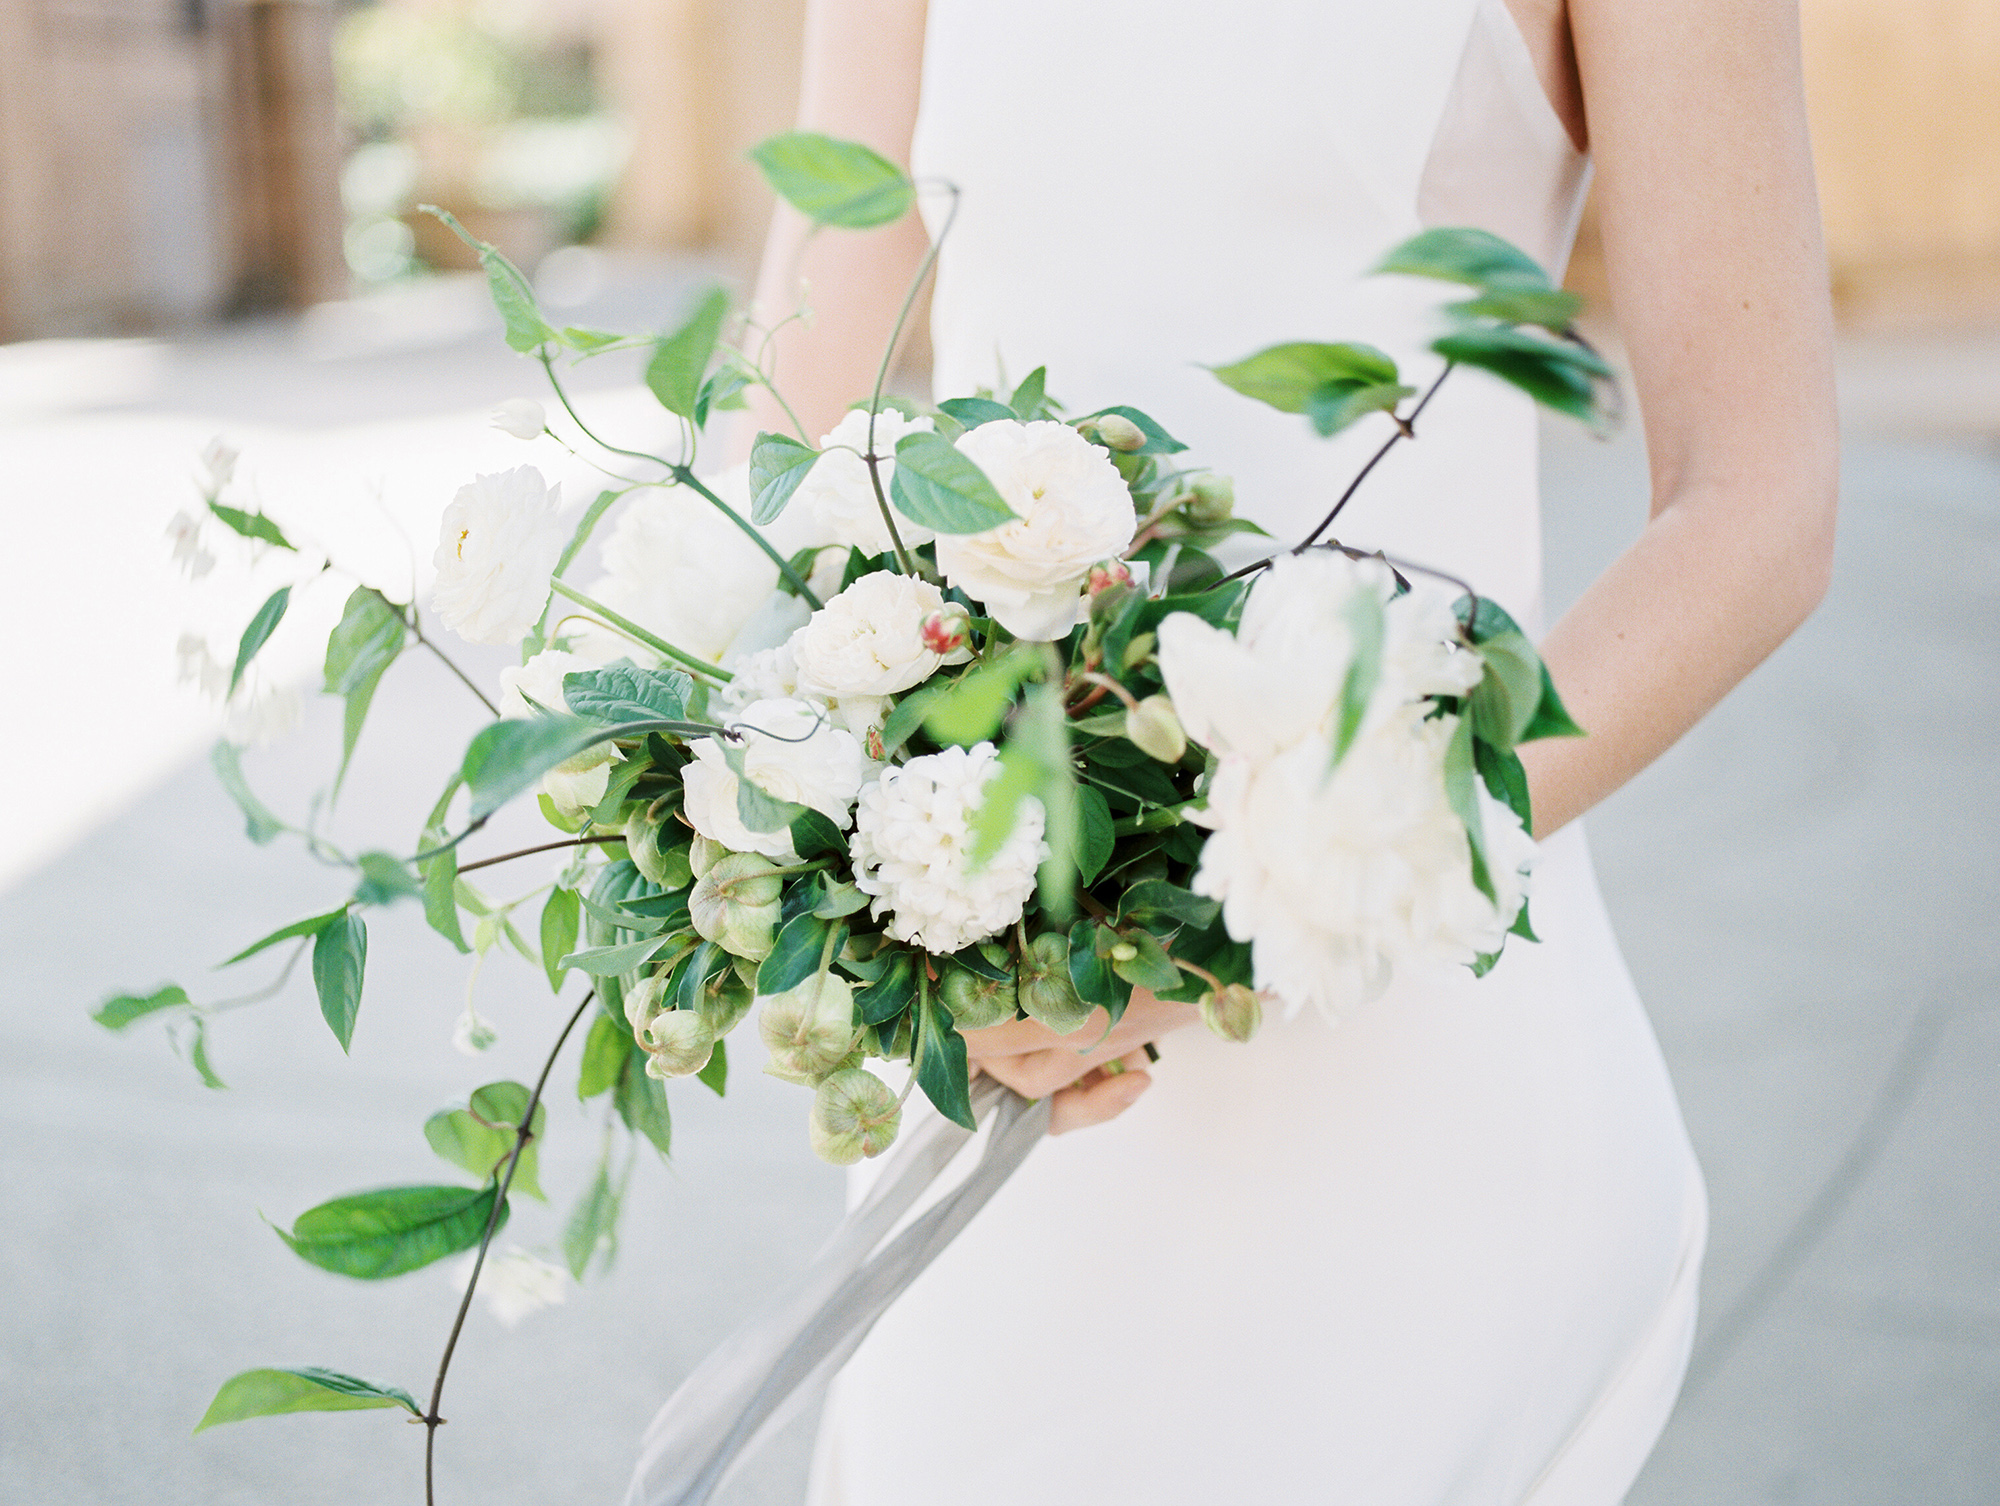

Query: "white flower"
<box><xmin>452</xmin><ymin>1002</ymin><xmax>498</xmax><ymax>1054</ymax></box>
<box><xmin>490</xmin><ymin>398</ymin><xmax>546</xmax><ymax>440</ymax></box>
<box><xmin>796</xmin><ymin>408</ymin><xmax>939</xmax><ymax>556</ymax></box>
<box><xmin>934</xmin><ymin>420</ymin><xmax>1138</xmax><ymax>640</ymax></box>
<box><xmin>790</xmin><ymin>570</ymin><xmax>953</xmax><ymax>699</ymax></box>
<box><xmin>682</xmin><ymin>697</ymin><xmax>867</xmax><ymax>862</ymax></box>
<box><xmin>1190</xmin><ymin>706</ymin><xmax>1533</xmax><ymax>1019</ymax></box>
<box><xmin>200</xmin><ymin>436</ymin><xmax>237</xmax><ymax>492</ymax></box>
<box><xmin>721</xmin><ymin>641</ymin><xmax>802</xmax><ymax>711</ymax></box>
<box><xmin>848</xmin><ymin>742</ymin><xmax>1048</xmax><ymax>954</ymax></box>
<box><xmin>498</xmin><ymin>647</ymin><xmax>595</xmax><ymax>718</ymax></box>
<box><xmin>175</xmin><ymin>632</ymin><xmax>229</xmax><ymax>699</ymax></box>
<box><xmin>165</xmin><ymin>510</ymin><xmax>215</xmax><ymax>579</ymax></box>
<box><xmin>451</xmin><ymin>1247</ymin><xmax>568</xmax><ymax>1328</ymax></box>
<box><xmin>224</xmin><ymin>680</ymin><xmax>301</xmax><ymax>747</ymax></box>
<box><xmin>431</xmin><ymin>466</ymin><xmax>566</xmax><ymax>645</ymax></box>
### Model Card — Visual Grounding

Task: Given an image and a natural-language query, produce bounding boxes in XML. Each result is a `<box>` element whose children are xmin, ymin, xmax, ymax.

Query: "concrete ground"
<box><xmin>0</xmin><ymin>268</ymin><xmax>1994</xmax><ymax>1505</ymax></box>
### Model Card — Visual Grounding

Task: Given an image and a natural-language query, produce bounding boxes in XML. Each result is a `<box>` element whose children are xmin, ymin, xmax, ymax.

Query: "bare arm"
<box><xmin>1520</xmin><ymin>0</ymin><xmax>1838</xmax><ymax>835</ymax></box>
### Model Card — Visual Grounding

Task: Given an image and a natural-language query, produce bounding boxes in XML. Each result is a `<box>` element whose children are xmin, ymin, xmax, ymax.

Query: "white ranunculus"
<box><xmin>165</xmin><ymin>510</ymin><xmax>215</xmax><ymax>579</ymax></box>
<box><xmin>797</xmin><ymin>408</ymin><xmax>939</xmax><ymax>556</ymax></box>
<box><xmin>682</xmin><ymin>697</ymin><xmax>867</xmax><ymax>862</ymax></box>
<box><xmin>490</xmin><ymin>398</ymin><xmax>546</xmax><ymax>440</ymax></box>
<box><xmin>790</xmin><ymin>570</ymin><xmax>951</xmax><ymax>699</ymax></box>
<box><xmin>721</xmin><ymin>641</ymin><xmax>801</xmax><ymax>711</ymax></box>
<box><xmin>431</xmin><ymin>465</ymin><xmax>567</xmax><ymax>645</ymax></box>
<box><xmin>934</xmin><ymin>420</ymin><xmax>1138</xmax><ymax>640</ymax></box>
<box><xmin>848</xmin><ymin>742</ymin><xmax>1048</xmax><ymax>955</ymax></box>
<box><xmin>1190</xmin><ymin>706</ymin><xmax>1533</xmax><ymax>1020</ymax></box>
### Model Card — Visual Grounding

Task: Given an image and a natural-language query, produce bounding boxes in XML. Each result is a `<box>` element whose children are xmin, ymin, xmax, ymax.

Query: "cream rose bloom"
<box><xmin>789</xmin><ymin>570</ymin><xmax>952</xmax><ymax>699</ymax></box>
<box><xmin>796</xmin><ymin>408</ymin><xmax>939</xmax><ymax>556</ymax></box>
<box><xmin>682</xmin><ymin>697</ymin><xmax>867</xmax><ymax>862</ymax></box>
<box><xmin>933</xmin><ymin>420</ymin><xmax>1138</xmax><ymax>640</ymax></box>
<box><xmin>431</xmin><ymin>466</ymin><xmax>567</xmax><ymax>645</ymax></box>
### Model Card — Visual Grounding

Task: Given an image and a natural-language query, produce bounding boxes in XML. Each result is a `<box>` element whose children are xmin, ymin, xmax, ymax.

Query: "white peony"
<box><xmin>165</xmin><ymin>510</ymin><xmax>215</xmax><ymax>579</ymax></box>
<box><xmin>682</xmin><ymin>697</ymin><xmax>867</xmax><ymax>862</ymax></box>
<box><xmin>1190</xmin><ymin>706</ymin><xmax>1534</xmax><ymax>1020</ymax></box>
<box><xmin>431</xmin><ymin>465</ymin><xmax>567</xmax><ymax>645</ymax></box>
<box><xmin>490</xmin><ymin>398</ymin><xmax>546</xmax><ymax>440</ymax></box>
<box><xmin>848</xmin><ymin>742</ymin><xmax>1048</xmax><ymax>954</ymax></box>
<box><xmin>796</xmin><ymin>408</ymin><xmax>939</xmax><ymax>556</ymax></box>
<box><xmin>789</xmin><ymin>570</ymin><xmax>953</xmax><ymax>699</ymax></box>
<box><xmin>933</xmin><ymin>420</ymin><xmax>1138</xmax><ymax>640</ymax></box>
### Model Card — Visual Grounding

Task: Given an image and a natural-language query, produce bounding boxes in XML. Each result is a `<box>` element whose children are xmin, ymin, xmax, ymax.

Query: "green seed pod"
<box><xmin>759</xmin><ymin>974</ymin><xmax>858</xmax><ymax>1084</ymax></box>
<box><xmin>940</xmin><ymin>966</ymin><xmax>1018</xmax><ymax>1031</ymax></box>
<box><xmin>689</xmin><ymin>834</ymin><xmax>725</xmax><ymax>880</ymax></box>
<box><xmin>808</xmin><ymin>1067</ymin><xmax>903</xmax><ymax>1165</ymax></box>
<box><xmin>1091</xmin><ymin>413</ymin><xmax>1147</xmax><ymax>452</ymax></box>
<box><xmin>1017</xmin><ymin>930</ymin><xmax>1094</xmax><ymax>1034</ymax></box>
<box><xmin>624</xmin><ymin>810</ymin><xmax>678</xmax><ymax>886</ymax></box>
<box><xmin>697</xmin><ymin>963</ymin><xmax>755</xmax><ymax>1038</ymax></box>
<box><xmin>1200</xmin><ymin>983</ymin><xmax>1263</xmax><ymax>1044</ymax></box>
<box><xmin>623</xmin><ymin>970</ymin><xmax>670</xmax><ymax>1034</ymax></box>
<box><xmin>643</xmin><ymin>1008</ymin><xmax>717</xmax><ymax>1078</ymax></box>
<box><xmin>1186</xmin><ymin>472</ymin><xmax>1236</xmax><ymax>525</ymax></box>
<box><xmin>689</xmin><ymin>852</ymin><xmax>783</xmax><ymax>961</ymax></box>
<box><xmin>1125</xmin><ymin>694</ymin><xmax>1188</xmax><ymax>763</ymax></box>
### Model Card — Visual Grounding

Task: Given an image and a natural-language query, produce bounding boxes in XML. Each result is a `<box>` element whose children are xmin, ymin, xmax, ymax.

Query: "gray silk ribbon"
<box><xmin>623</xmin><ymin>1078</ymin><xmax>1049</xmax><ymax>1506</ymax></box>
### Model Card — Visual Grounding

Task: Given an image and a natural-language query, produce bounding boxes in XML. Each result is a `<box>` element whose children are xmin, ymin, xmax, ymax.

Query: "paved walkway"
<box><xmin>1</xmin><ymin>274</ymin><xmax>1994</xmax><ymax>1505</ymax></box>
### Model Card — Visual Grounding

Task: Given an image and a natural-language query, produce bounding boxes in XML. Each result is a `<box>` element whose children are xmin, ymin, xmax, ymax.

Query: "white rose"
<box><xmin>790</xmin><ymin>570</ymin><xmax>951</xmax><ymax>698</ymax></box>
<box><xmin>848</xmin><ymin>742</ymin><xmax>1048</xmax><ymax>955</ymax></box>
<box><xmin>797</xmin><ymin>408</ymin><xmax>939</xmax><ymax>556</ymax></box>
<box><xmin>721</xmin><ymin>641</ymin><xmax>802</xmax><ymax>711</ymax></box>
<box><xmin>934</xmin><ymin>420</ymin><xmax>1137</xmax><ymax>640</ymax></box>
<box><xmin>497</xmin><ymin>647</ymin><xmax>602</xmax><ymax>718</ymax></box>
<box><xmin>431</xmin><ymin>465</ymin><xmax>567</xmax><ymax>645</ymax></box>
<box><xmin>682</xmin><ymin>697</ymin><xmax>867</xmax><ymax>862</ymax></box>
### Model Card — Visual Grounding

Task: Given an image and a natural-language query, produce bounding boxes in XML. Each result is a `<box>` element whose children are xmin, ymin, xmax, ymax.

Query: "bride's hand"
<box><xmin>961</xmin><ymin>991</ymin><xmax>1202</xmax><ymax>1135</ymax></box>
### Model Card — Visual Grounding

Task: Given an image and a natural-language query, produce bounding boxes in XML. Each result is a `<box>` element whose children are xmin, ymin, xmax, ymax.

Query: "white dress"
<box><xmin>808</xmin><ymin>2</ymin><xmax>1708</xmax><ymax>1502</ymax></box>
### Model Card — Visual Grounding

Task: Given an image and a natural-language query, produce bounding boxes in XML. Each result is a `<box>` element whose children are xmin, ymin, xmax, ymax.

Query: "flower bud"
<box><xmin>490</xmin><ymin>398</ymin><xmax>546</xmax><ymax>441</ymax></box>
<box><xmin>1089</xmin><ymin>413</ymin><xmax>1147</xmax><ymax>452</ymax></box>
<box><xmin>1016</xmin><ymin>931</ymin><xmax>1094</xmax><ymax>1034</ymax></box>
<box><xmin>624</xmin><ymin>810</ymin><xmax>691</xmax><ymax>888</ymax></box>
<box><xmin>1125</xmin><ymin>694</ymin><xmax>1187</xmax><ymax>763</ymax></box>
<box><xmin>1086</xmin><ymin>559</ymin><xmax>1134</xmax><ymax>597</ymax></box>
<box><xmin>941</xmin><ymin>966</ymin><xmax>1018</xmax><ymax>1031</ymax></box>
<box><xmin>919</xmin><ymin>604</ymin><xmax>972</xmax><ymax>656</ymax></box>
<box><xmin>1186</xmin><ymin>473</ymin><xmax>1236</xmax><ymax>525</ymax></box>
<box><xmin>808</xmin><ymin>1067</ymin><xmax>903</xmax><ymax>1165</ymax></box>
<box><xmin>759</xmin><ymin>974</ymin><xmax>858</xmax><ymax>1084</ymax></box>
<box><xmin>1200</xmin><ymin>983</ymin><xmax>1263</xmax><ymax>1044</ymax></box>
<box><xmin>1108</xmin><ymin>941</ymin><xmax>1139</xmax><ymax>963</ymax></box>
<box><xmin>623</xmin><ymin>970</ymin><xmax>670</xmax><ymax>1034</ymax></box>
<box><xmin>689</xmin><ymin>852</ymin><xmax>784</xmax><ymax>960</ymax></box>
<box><xmin>643</xmin><ymin>1008</ymin><xmax>717</xmax><ymax>1077</ymax></box>
<box><xmin>688</xmin><ymin>834</ymin><xmax>725</xmax><ymax>880</ymax></box>
<box><xmin>696</xmin><ymin>961</ymin><xmax>755</xmax><ymax>1037</ymax></box>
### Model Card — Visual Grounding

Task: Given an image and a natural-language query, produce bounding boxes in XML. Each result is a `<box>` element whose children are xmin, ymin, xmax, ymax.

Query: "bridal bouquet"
<box><xmin>101</xmin><ymin>133</ymin><xmax>1607</xmax><ymax>1476</ymax></box>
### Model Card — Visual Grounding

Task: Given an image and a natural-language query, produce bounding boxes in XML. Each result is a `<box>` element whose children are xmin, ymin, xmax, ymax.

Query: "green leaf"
<box><xmin>1074</xmin><ymin>785</ymin><xmax>1115</xmax><ymax>886</ymax></box>
<box><xmin>225</xmin><ymin>905</ymin><xmax>348</xmax><ymax>965</ymax></box>
<box><xmin>1066</xmin><ymin>920</ymin><xmax>1132</xmax><ymax>1019</ymax></box>
<box><xmin>462</xmin><ymin>715</ymin><xmax>602</xmax><ymax>822</ymax></box>
<box><xmin>276</xmin><ymin>1184</ymin><xmax>504</xmax><ymax>1280</ymax></box>
<box><xmin>696</xmin><ymin>1035</ymin><xmax>728</xmax><ymax>1097</ymax></box>
<box><xmin>757</xmin><ymin>912</ymin><xmax>836</xmax><ymax>995</ymax></box>
<box><xmin>1447</xmin><ymin>287</ymin><xmax>1583</xmax><ymax>330</ymax></box>
<box><xmin>578</xmin><ymin>1010</ymin><xmax>635</xmax><ymax>1100</ymax></box>
<box><xmin>936</xmin><ymin>396</ymin><xmax>1017</xmax><ymax>430</ymax></box>
<box><xmin>1008</xmin><ymin>366</ymin><xmax>1049</xmax><ymax>419</ymax></box>
<box><xmin>1443</xmin><ymin>714</ymin><xmax>1496</xmax><ymax>903</ymax></box>
<box><xmin>646</xmin><ymin>286</ymin><xmax>729</xmax><ymax>420</ymax></box>
<box><xmin>561</xmin><ymin>325</ymin><xmax>625</xmax><ymax>353</ymax></box>
<box><xmin>1456</xmin><ymin>593</ymin><xmax>1523</xmax><ymax>643</ymax></box>
<box><xmin>718</xmin><ymin>740</ymin><xmax>808</xmax><ymax>834</ymax></box>
<box><xmin>562</xmin><ymin>1156</ymin><xmax>620</xmax><ymax>1281</ymax></box>
<box><xmin>1077</xmin><ymin>404</ymin><xmax>1188</xmax><ymax>454</ymax></box>
<box><xmin>1430</xmin><ymin>326</ymin><xmax>1613</xmax><ymax>424</ymax></box>
<box><xmin>1305</xmin><ymin>380</ymin><xmax>1415</xmax><ymax>438</ymax></box>
<box><xmin>748</xmin><ymin>432</ymin><xmax>822</xmax><ymax>524</ymax></box>
<box><xmin>93</xmin><ymin>984</ymin><xmax>190</xmax><ymax>1031</ymax></box>
<box><xmin>912</xmin><ymin>984</ymin><xmax>976</xmax><ymax>1130</ymax></box>
<box><xmin>1109</xmin><ymin>927</ymin><xmax>1184</xmax><ymax>993</ymax></box>
<box><xmin>561</xmin><ymin>932</ymin><xmax>672</xmax><ymax>976</ymax></box>
<box><xmin>614</xmin><ymin>1048</ymin><xmax>673</xmax><ymax>1158</ymax></box>
<box><xmin>855</xmin><ymin>951</ymin><xmax>918</xmax><ymax>1026</ymax></box>
<box><xmin>1116</xmin><ymin>879</ymin><xmax>1220</xmax><ymax>929</ymax></box>
<box><xmin>695</xmin><ymin>364</ymin><xmax>752</xmax><ymax>429</ymax></box>
<box><xmin>813</xmin><ymin>879</ymin><xmax>869</xmax><ymax>919</ymax></box>
<box><xmin>889</xmin><ymin>431</ymin><xmax>1016</xmax><ymax>534</ymax></box>
<box><xmin>1376</xmin><ymin>227</ymin><xmax>1555</xmax><ymax>291</ymax></box>
<box><xmin>1208</xmin><ymin>343</ymin><xmax>1400</xmax><ymax>416</ymax></box>
<box><xmin>1520</xmin><ymin>660</ymin><xmax>1586</xmax><ymax>742</ymax></box>
<box><xmin>1474</xmin><ymin>738</ymin><xmax>1533</xmax><ymax>832</ymax></box>
<box><xmin>562</xmin><ymin>664</ymin><xmax>694</xmax><ymax>725</ymax></box>
<box><xmin>923</xmin><ymin>645</ymin><xmax>1040</xmax><ymax>747</ymax></box>
<box><xmin>879</xmin><ymin>680</ymin><xmax>948</xmax><ymax>757</ymax></box>
<box><xmin>1333</xmin><ymin>588</ymin><xmax>1385</xmax><ymax>764</ymax></box>
<box><xmin>419</xmin><ymin>830</ymin><xmax>469</xmax><ymax>955</ymax></box>
<box><xmin>322</xmin><ymin>588</ymin><xmax>406</xmax><ymax>792</ymax></box>
<box><xmin>228</xmin><ymin>586</ymin><xmax>290</xmax><ymax>697</ymax></box>
<box><xmin>195</xmin><ymin>1367</ymin><xmax>419</xmax><ymax>1433</ymax></box>
<box><xmin>423</xmin><ymin>1081</ymin><xmax>545</xmax><ymax>1201</ymax></box>
<box><xmin>424</xmin><ymin>208</ymin><xmax>559</xmax><ymax>353</ymax></box>
<box><xmin>312</xmin><ymin>912</ymin><xmax>367</xmax><ymax>1052</ymax></box>
<box><xmin>1467</xmin><ymin>630</ymin><xmax>1544</xmax><ymax>751</ymax></box>
<box><xmin>968</xmin><ymin>740</ymin><xmax>1046</xmax><ymax>868</ymax></box>
<box><xmin>210</xmin><ymin>741</ymin><xmax>286</xmax><ymax>845</ymax></box>
<box><xmin>789</xmin><ymin>807</ymin><xmax>847</xmax><ymax>862</ymax></box>
<box><xmin>750</xmin><ymin>131</ymin><xmax>914</xmax><ymax>229</ymax></box>
<box><xmin>187</xmin><ymin>1021</ymin><xmax>227</xmax><ymax>1090</ymax></box>
<box><xmin>352</xmin><ymin>851</ymin><xmax>421</xmax><ymax>907</ymax></box>
<box><xmin>206</xmin><ymin>501</ymin><xmax>296</xmax><ymax>551</ymax></box>
<box><xmin>541</xmin><ymin>887</ymin><xmax>580</xmax><ymax>992</ymax></box>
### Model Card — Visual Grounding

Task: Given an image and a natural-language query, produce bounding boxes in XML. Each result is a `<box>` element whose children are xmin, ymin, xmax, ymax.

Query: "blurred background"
<box><xmin>0</xmin><ymin>2</ymin><xmax>1995</xmax><ymax>1504</ymax></box>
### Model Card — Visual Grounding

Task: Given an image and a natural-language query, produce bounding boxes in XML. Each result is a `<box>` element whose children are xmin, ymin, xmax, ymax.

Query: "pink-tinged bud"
<box><xmin>920</xmin><ymin>606</ymin><xmax>971</xmax><ymax>656</ymax></box>
<box><xmin>865</xmin><ymin>727</ymin><xmax>887</xmax><ymax>762</ymax></box>
<box><xmin>1087</xmin><ymin>560</ymin><xmax>1134</xmax><ymax>597</ymax></box>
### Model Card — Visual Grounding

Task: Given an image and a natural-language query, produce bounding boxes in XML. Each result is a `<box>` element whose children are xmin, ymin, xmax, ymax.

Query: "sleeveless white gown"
<box><xmin>807</xmin><ymin>3</ymin><xmax>1708</xmax><ymax>1502</ymax></box>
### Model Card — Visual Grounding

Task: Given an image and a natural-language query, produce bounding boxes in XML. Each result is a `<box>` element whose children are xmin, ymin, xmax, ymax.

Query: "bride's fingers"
<box><xmin>1048</xmin><ymin>1060</ymin><xmax>1152</xmax><ymax>1135</ymax></box>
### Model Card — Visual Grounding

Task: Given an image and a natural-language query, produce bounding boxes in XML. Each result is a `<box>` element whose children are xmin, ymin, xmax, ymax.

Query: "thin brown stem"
<box><xmin>423</xmin><ymin>988</ymin><xmax>595</xmax><ymax>1505</ymax></box>
<box><xmin>365</xmin><ymin>588</ymin><xmax>501</xmax><ymax>718</ymax></box>
<box><xmin>457</xmin><ymin>833</ymin><xmax>622</xmax><ymax>875</ymax></box>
